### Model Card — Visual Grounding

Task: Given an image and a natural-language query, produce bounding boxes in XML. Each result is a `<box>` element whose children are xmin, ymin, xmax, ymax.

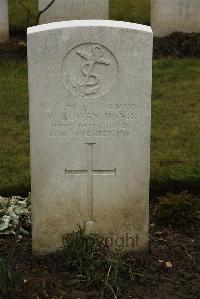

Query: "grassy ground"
<box><xmin>151</xmin><ymin>58</ymin><xmax>200</xmax><ymax>195</ymax></box>
<box><xmin>0</xmin><ymin>57</ymin><xmax>199</xmax><ymax>196</ymax></box>
<box><xmin>110</xmin><ymin>0</ymin><xmax>150</xmax><ymax>24</ymax></box>
<box><xmin>0</xmin><ymin>59</ymin><xmax>30</xmax><ymax>196</ymax></box>
<box><xmin>8</xmin><ymin>0</ymin><xmax>150</xmax><ymax>33</ymax></box>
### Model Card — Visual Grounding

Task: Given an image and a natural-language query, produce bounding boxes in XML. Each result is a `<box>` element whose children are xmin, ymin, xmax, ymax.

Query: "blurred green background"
<box><xmin>8</xmin><ymin>0</ymin><xmax>150</xmax><ymax>33</ymax></box>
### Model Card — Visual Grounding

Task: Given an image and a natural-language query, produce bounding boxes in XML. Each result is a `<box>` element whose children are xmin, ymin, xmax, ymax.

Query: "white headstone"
<box><xmin>151</xmin><ymin>0</ymin><xmax>200</xmax><ymax>37</ymax></box>
<box><xmin>27</xmin><ymin>20</ymin><xmax>152</xmax><ymax>254</ymax></box>
<box><xmin>38</xmin><ymin>0</ymin><xmax>109</xmax><ymax>24</ymax></box>
<box><xmin>0</xmin><ymin>0</ymin><xmax>9</xmax><ymax>42</ymax></box>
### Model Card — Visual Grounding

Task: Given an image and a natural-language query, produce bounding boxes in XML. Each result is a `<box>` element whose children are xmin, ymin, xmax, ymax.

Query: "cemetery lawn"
<box><xmin>0</xmin><ymin>57</ymin><xmax>199</xmax><ymax>197</ymax></box>
<box><xmin>151</xmin><ymin>58</ymin><xmax>200</xmax><ymax>195</ymax></box>
<box><xmin>0</xmin><ymin>59</ymin><xmax>30</xmax><ymax>196</ymax></box>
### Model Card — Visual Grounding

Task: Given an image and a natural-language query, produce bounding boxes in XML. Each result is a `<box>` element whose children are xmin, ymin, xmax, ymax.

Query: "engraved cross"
<box><xmin>65</xmin><ymin>143</ymin><xmax>116</xmax><ymax>221</ymax></box>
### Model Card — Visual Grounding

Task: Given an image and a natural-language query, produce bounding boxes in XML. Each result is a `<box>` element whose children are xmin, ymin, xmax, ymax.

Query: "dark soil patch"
<box><xmin>0</xmin><ymin>39</ymin><xmax>26</xmax><ymax>60</ymax></box>
<box><xmin>0</xmin><ymin>220</ymin><xmax>199</xmax><ymax>299</ymax></box>
<box><xmin>150</xmin><ymin>179</ymin><xmax>200</xmax><ymax>199</ymax></box>
<box><xmin>154</xmin><ymin>32</ymin><xmax>200</xmax><ymax>59</ymax></box>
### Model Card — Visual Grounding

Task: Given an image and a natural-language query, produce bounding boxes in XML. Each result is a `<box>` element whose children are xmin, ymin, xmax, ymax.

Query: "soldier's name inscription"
<box><xmin>42</xmin><ymin>102</ymin><xmax>135</xmax><ymax>137</ymax></box>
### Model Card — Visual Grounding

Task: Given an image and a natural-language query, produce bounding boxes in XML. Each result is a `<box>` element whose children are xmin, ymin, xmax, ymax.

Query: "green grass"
<box><xmin>151</xmin><ymin>58</ymin><xmax>200</xmax><ymax>194</ymax></box>
<box><xmin>8</xmin><ymin>0</ymin><xmax>150</xmax><ymax>33</ymax></box>
<box><xmin>0</xmin><ymin>58</ymin><xmax>199</xmax><ymax>196</ymax></box>
<box><xmin>58</xmin><ymin>227</ymin><xmax>138</xmax><ymax>298</ymax></box>
<box><xmin>110</xmin><ymin>0</ymin><xmax>150</xmax><ymax>25</ymax></box>
<box><xmin>0</xmin><ymin>59</ymin><xmax>30</xmax><ymax>196</ymax></box>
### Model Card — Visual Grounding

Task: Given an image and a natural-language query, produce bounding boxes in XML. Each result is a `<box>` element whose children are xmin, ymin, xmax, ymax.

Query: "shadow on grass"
<box><xmin>150</xmin><ymin>179</ymin><xmax>200</xmax><ymax>199</ymax></box>
<box><xmin>0</xmin><ymin>179</ymin><xmax>199</xmax><ymax>199</ymax></box>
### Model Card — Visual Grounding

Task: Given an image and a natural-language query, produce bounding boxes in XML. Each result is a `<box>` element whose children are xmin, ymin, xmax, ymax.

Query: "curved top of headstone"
<box><xmin>27</xmin><ymin>20</ymin><xmax>152</xmax><ymax>35</ymax></box>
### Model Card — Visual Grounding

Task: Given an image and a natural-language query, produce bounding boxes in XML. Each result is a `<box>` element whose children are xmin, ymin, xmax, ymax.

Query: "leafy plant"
<box><xmin>58</xmin><ymin>227</ymin><xmax>141</xmax><ymax>298</ymax></box>
<box><xmin>0</xmin><ymin>194</ymin><xmax>31</xmax><ymax>238</ymax></box>
<box><xmin>154</xmin><ymin>191</ymin><xmax>199</xmax><ymax>226</ymax></box>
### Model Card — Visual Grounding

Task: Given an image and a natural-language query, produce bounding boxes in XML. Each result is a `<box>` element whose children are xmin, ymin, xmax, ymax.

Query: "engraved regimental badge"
<box><xmin>62</xmin><ymin>43</ymin><xmax>118</xmax><ymax>98</ymax></box>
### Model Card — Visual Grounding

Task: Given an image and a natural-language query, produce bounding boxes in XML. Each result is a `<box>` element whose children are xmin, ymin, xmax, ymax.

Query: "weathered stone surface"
<box><xmin>151</xmin><ymin>0</ymin><xmax>200</xmax><ymax>37</ymax></box>
<box><xmin>0</xmin><ymin>0</ymin><xmax>9</xmax><ymax>42</ymax></box>
<box><xmin>38</xmin><ymin>0</ymin><xmax>109</xmax><ymax>24</ymax></box>
<box><xmin>27</xmin><ymin>20</ymin><xmax>152</xmax><ymax>254</ymax></box>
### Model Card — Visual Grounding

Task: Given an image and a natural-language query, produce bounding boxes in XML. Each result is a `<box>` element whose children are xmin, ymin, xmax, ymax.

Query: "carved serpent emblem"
<box><xmin>62</xmin><ymin>43</ymin><xmax>118</xmax><ymax>99</ymax></box>
<box><xmin>71</xmin><ymin>45</ymin><xmax>111</xmax><ymax>96</ymax></box>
